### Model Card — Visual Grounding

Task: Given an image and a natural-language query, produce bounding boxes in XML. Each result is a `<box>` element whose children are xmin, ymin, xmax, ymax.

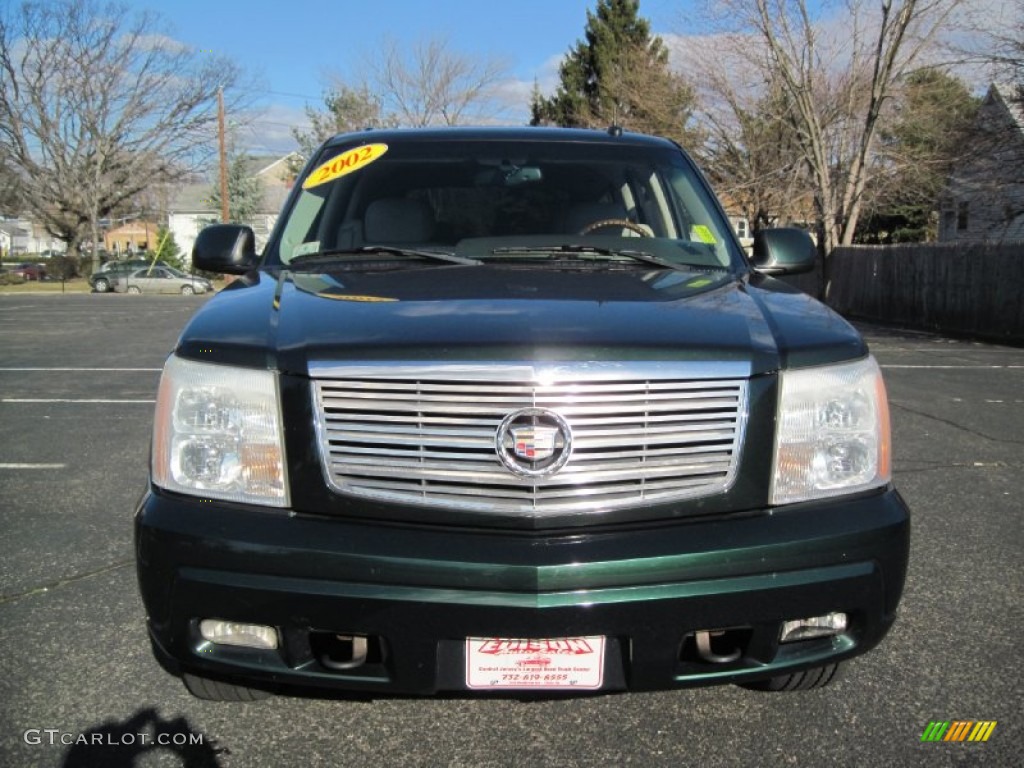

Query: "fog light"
<box><xmin>780</xmin><ymin>612</ymin><xmax>847</xmax><ymax>643</ymax></box>
<box><xmin>199</xmin><ymin>619</ymin><xmax>279</xmax><ymax>649</ymax></box>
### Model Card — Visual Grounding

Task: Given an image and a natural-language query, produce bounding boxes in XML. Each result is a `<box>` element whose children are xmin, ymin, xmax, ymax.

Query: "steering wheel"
<box><xmin>578</xmin><ymin>218</ymin><xmax>651</xmax><ymax>237</ymax></box>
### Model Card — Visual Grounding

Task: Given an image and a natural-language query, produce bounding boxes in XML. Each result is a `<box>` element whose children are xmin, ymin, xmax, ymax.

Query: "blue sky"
<box><xmin>115</xmin><ymin>0</ymin><xmax>1008</xmax><ymax>156</ymax></box>
<box><xmin>119</xmin><ymin>0</ymin><xmax>693</xmax><ymax>154</ymax></box>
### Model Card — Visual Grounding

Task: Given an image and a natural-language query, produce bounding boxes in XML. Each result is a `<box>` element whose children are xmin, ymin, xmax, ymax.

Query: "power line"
<box><xmin>242</xmin><ymin>119</ymin><xmax>309</xmax><ymax>129</ymax></box>
<box><xmin>232</xmin><ymin>85</ymin><xmax>324</xmax><ymax>102</ymax></box>
<box><xmin>262</xmin><ymin>88</ymin><xmax>323</xmax><ymax>101</ymax></box>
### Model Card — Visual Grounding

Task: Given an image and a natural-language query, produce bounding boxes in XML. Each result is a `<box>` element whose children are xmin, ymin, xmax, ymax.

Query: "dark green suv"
<box><xmin>135</xmin><ymin>127</ymin><xmax>909</xmax><ymax>701</ymax></box>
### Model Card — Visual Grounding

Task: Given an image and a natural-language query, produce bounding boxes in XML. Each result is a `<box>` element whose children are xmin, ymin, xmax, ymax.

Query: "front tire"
<box><xmin>93</xmin><ymin>277</ymin><xmax>110</xmax><ymax>293</ymax></box>
<box><xmin>741</xmin><ymin>663</ymin><xmax>842</xmax><ymax>692</ymax></box>
<box><xmin>181</xmin><ymin>284</ymin><xmax>195</xmax><ymax>295</ymax></box>
<box><xmin>127</xmin><ymin>285</ymin><xmax>141</xmax><ymax>294</ymax></box>
<box><xmin>182</xmin><ymin>673</ymin><xmax>273</xmax><ymax>702</ymax></box>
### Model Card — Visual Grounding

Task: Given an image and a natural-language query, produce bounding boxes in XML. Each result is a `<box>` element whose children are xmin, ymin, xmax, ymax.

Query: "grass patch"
<box><xmin>0</xmin><ymin>279</ymin><xmax>93</xmax><ymax>294</ymax></box>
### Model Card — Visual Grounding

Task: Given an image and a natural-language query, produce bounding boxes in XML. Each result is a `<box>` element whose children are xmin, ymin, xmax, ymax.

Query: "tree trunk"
<box><xmin>91</xmin><ymin>215</ymin><xmax>101</xmax><ymax>274</ymax></box>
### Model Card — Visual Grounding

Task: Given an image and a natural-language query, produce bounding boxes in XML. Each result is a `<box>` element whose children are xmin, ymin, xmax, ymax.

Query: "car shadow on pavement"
<box><xmin>61</xmin><ymin>707</ymin><xmax>227</xmax><ymax>768</ymax></box>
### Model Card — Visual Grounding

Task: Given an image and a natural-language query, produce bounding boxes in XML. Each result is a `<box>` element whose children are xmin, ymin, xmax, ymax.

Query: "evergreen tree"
<box><xmin>857</xmin><ymin>70</ymin><xmax>979</xmax><ymax>243</ymax></box>
<box><xmin>209</xmin><ymin>153</ymin><xmax>264</xmax><ymax>226</ymax></box>
<box><xmin>152</xmin><ymin>225</ymin><xmax>183</xmax><ymax>270</ymax></box>
<box><xmin>531</xmin><ymin>0</ymin><xmax>697</xmax><ymax>144</ymax></box>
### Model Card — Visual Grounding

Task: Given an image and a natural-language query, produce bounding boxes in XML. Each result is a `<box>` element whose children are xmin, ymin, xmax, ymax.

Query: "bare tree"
<box><xmin>371</xmin><ymin>37</ymin><xmax>508</xmax><ymax>127</ymax></box>
<box><xmin>0</xmin><ymin>0</ymin><xmax>241</xmax><ymax>268</ymax></box>
<box><xmin>685</xmin><ymin>46</ymin><xmax>812</xmax><ymax>230</ymax></box>
<box><xmin>365</xmin><ymin>36</ymin><xmax>510</xmax><ymax>127</ymax></box>
<box><xmin>690</xmin><ymin>0</ymin><xmax>962</xmax><ymax>291</ymax></box>
<box><xmin>292</xmin><ymin>37</ymin><xmax>509</xmax><ymax>171</ymax></box>
<box><xmin>994</xmin><ymin>23</ymin><xmax>1023</xmax><ymax>96</ymax></box>
<box><xmin>953</xmin><ymin>0</ymin><xmax>1023</xmax><ymax>93</ymax></box>
<box><xmin>0</xmin><ymin>155</ymin><xmax>21</xmax><ymax>216</ymax></box>
<box><xmin>291</xmin><ymin>85</ymin><xmax>392</xmax><ymax>163</ymax></box>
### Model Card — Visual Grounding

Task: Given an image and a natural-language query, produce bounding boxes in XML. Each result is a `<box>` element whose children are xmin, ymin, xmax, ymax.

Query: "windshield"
<box><xmin>268</xmin><ymin>136</ymin><xmax>742</xmax><ymax>271</ymax></box>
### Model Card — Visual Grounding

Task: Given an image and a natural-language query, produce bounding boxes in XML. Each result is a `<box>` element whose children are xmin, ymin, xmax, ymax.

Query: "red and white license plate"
<box><xmin>465</xmin><ymin>637</ymin><xmax>606</xmax><ymax>690</ymax></box>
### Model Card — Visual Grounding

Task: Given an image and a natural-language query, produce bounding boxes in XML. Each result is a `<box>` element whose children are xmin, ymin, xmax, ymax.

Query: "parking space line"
<box><xmin>0</xmin><ymin>367</ymin><xmax>161</xmax><ymax>372</ymax></box>
<box><xmin>2</xmin><ymin>398</ymin><xmax>155</xmax><ymax>404</ymax></box>
<box><xmin>881</xmin><ymin>365</ymin><xmax>1024</xmax><ymax>370</ymax></box>
<box><xmin>0</xmin><ymin>463</ymin><xmax>66</xmax><ymax>469</ymax></box>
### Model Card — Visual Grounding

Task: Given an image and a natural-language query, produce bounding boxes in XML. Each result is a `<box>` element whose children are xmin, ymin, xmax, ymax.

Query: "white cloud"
<box><xmin>234</xmin><ymin>102</ymin><xmax>308</xmax><ymax>156</ymax></box>
<box><xmin>484</xmin><ymin>52</ymin><xmax>568</xmax><ymax>124</ymax></box>
<box><xmin>531</xmin><ymin>52</ymin><xmax>568</xmax><ymax>97</ymax></box>
<box><xmin>488</xmin><ymin>80</ymin><xmax>534</xmax><ymax>124</ymax></box>
<box><xmin>133</xmin><ymin>33</ymin><xmax>191</xmax><ymax>55</ymax></box>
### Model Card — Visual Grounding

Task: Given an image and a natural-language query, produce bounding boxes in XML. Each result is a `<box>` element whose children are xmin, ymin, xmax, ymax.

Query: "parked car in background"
<box><xmin>11</xmin><ymin>262</ymin><xmax>46</xmax><ymax>280</ymax></box>
<box><xmin>90</xmin><ymin>259</ymin><xmax>171</xmax><ymax>292</ymax></box>
<box><xmin>114</xmin><ymin>266</ymin><xmax>213</xmax><ymax>295</ymax></box>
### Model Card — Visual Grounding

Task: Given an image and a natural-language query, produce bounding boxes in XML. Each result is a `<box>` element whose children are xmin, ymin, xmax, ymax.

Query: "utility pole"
<box><xmin>218</xmin><ymin>86</ymin><xmax>229</xmax><ymax>223</ymax></box>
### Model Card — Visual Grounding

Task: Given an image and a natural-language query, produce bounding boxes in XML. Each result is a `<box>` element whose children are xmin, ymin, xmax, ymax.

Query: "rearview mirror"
<box><xmin>474</xmin><ymin>162</ymin><xmax>543</xmax><ymax>187</ymax></box>
<box><xmin>192</xmin><ymin>224</ymin><xmax>258</xmax><ymax>275</ymax></box>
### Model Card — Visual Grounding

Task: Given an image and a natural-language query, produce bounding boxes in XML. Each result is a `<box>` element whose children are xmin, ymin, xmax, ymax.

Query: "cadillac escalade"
<box><xmin>135</xmin><ymin>127</ymin><xmax>910</xmax><ymax>701</ymax></box>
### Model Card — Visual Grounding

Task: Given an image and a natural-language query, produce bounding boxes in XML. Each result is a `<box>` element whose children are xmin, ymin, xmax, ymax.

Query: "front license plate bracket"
<box><xmin>465</xmin><ymin>637</ymin><xmax>606</xmax><ymax>690</ymax></box>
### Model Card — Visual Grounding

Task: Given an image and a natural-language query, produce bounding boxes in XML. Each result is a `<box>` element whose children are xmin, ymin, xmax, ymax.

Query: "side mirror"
<box><xmin>750</xmin><ymin>228</ymin><xmax>817</xmax><ymax>275</ymax></box>
<box><xmin>192</xmin><ymin>224</ymin><xmax>258</xmax><ymax>275</ymax></box>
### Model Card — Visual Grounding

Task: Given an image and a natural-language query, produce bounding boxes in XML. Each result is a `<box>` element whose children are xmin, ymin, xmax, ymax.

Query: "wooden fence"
<box><xmin>784</xmin><ymin>242</ymin><xmax>1024</xmax><ymax>344</ymax></box>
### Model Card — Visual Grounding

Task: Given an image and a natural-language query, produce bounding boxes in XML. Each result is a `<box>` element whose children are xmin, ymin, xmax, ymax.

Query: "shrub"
<box><xmin>48</xmin><ymin>254</ymin><xmax>81</xmax><ymax>279</ymax></box>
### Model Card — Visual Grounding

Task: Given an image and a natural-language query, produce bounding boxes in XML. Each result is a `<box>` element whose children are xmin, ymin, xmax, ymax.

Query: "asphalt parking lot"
<box><xmin>0</xmin><ymin>293</ymin><xmax>1020</xmax><ymax>767</ymax></box>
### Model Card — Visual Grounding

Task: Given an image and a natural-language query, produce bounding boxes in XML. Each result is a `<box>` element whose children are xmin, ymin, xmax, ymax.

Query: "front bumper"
<box><xmin>135</xmin><ymin>488</ymin><xmax>910</xmax><ymax>695</ymax></box>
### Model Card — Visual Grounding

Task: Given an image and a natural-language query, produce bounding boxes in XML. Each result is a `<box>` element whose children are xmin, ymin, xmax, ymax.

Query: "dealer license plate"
<box><xmin>465</xmin><ymin>637</ymin><xmax>606</xmax><ymax>690</ymax></box>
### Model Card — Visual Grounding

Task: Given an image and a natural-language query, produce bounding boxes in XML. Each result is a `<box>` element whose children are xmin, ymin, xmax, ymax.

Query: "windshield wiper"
<box><xmin>290</xmin><ymin>246</ymin><xmax>482</xmax><ymax>267</ymax></box>
<box><xmin>489</xmin><ymin>244</ymin><xmax>694</xmax><ymax>273</ymax></box>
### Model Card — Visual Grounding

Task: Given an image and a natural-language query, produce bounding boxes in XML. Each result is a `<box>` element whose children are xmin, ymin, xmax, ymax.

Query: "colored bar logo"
<box><xmin>921</xmin><ymin>721</ymin><xmax>997</xmax><ymax>742</ymax></box>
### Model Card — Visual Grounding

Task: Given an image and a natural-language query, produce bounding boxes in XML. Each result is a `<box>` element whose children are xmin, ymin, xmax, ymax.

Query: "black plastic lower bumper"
<box><xmin>135</xmin><ymin>488</ymin><xmax>910</xmax><ymax>695</ymax></box>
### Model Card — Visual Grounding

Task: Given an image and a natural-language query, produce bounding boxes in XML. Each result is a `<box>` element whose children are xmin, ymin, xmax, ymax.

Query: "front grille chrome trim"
<box><xmin>311</xmin><ymin>361</ymin><xmax>750</xmax><ymax>516</ymax></box>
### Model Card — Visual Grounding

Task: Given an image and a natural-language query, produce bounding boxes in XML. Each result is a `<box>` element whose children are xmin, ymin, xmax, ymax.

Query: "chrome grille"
<box><xmin>311</xmin><ymin>362</ymin><xmax>749</xmax><ymax>515</ymax></box>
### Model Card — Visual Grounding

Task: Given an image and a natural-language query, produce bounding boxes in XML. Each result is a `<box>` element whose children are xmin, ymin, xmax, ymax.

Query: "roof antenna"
<box><xmin>608</xmin><ymin>96</ymin><xmax>623</xmax><ymax>137</ymax></box>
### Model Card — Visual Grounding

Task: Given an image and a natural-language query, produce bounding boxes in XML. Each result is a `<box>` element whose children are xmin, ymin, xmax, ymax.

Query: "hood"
<box><xmin>175</xmin><ymin>266</ymin><xmax>866</xmax><ymax>376</ymax></box>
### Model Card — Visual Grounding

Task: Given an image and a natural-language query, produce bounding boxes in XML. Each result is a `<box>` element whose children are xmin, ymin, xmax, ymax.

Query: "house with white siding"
<box><xmin>939</xmin><ymin>83</ymin><xmax>1024</xmax><ymax>243</ymax></box>
<box><xmin>0</xmin><ymin>217</ymin><xmax>65</xmax><ymax>256</ymax></box>
<box><xmin>167</xmin><ymin>153</ymin><xmax>298</xmax><ymax>263</ymax></box>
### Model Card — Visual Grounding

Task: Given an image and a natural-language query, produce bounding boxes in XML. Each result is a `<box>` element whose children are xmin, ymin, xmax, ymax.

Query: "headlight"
<box><xmin>152</xmin><ymin>355</ymin><xmax>289</xmax><ymax>507</ymax></box>
<box><xmin>771</xmin><ymin>356</ymin><xmax>891</xmax><ymax>505</ymax></box>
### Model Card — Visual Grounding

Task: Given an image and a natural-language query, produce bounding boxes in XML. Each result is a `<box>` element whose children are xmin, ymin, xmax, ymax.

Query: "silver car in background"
<box><xmin>114</xmin><ymin>267</ymin><xmax>213</xmax><ymax>295</ymax></box>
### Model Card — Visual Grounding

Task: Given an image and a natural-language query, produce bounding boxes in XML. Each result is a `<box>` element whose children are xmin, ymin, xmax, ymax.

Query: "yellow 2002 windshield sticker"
<box><xmin>303</xmin><ymin>144</ymin><xmax>388</xmax><ymax>189</ymax></box>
